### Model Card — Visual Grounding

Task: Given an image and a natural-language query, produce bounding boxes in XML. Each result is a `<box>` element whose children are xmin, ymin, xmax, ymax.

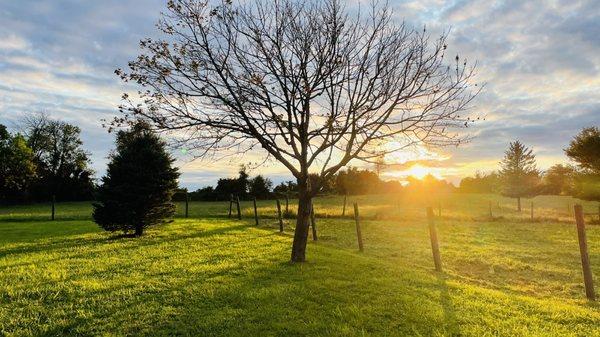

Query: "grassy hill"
<box><xmin>0</xmin><ymin>193</ymin><xmax>599</xmax><ymax>336</ymax></box>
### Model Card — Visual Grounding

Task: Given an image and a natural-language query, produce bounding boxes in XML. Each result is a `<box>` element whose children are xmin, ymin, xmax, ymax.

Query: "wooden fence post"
<box><xmin>489</xmin><ymin>201</ymin><xmax>493</xmax><ymax>218</ymax></box>
<box><xmin>236</xmin><ymin>196</ymin><xmax>242</xmax><ymax>220</ymax></box>
<box><xmin>51</xmin><ymin>195</ymin><xmax>56</xmax><ymax>221</ymax></box>
<box><xmin>574</xmin><ymin>204</ymin><xmax>596</xmax><ymax>301</ymax></box>
<box><xmin>228</xmin><ymin>194</ymin><xmax>233</xmax><ymax>218</ymax></box>
<box><xmin>276</xmin><ymin>199</ymin><xmax>284</xmax><ymax>232</ymax></box>
<box><xmin>353</xmin><ymin>202</ymin><xmax>363</xmax><ymax>252</ymax></box>
<box><xmin>185</xmin><ymin>192</ymin><xmax>189</xmax><ymax>218</ymax></box>
<box><xmin>310</xmin><ymin>201</ymin><xmax>317</xmax><ymax>241</ymax></box>
<box><xmin>342</xmin><ymin>194</ymin><xmax>347</xmax><ymax>217</ymax></box>
<box><xmin>285</xmin><ymin>193</ymin><xmax>289</xmax><ymax>217</ymax></box>
<box><xmin>426</xmin><ymin>207</ymin><xmax>442</xmax><ymax>272</ymax></box>
<box><xmin>253</xmin><ymin>197</ymin><xmax>259</xmax><ymax>226</ymax></box>
<box><xmin>530</xmin><ymin>202</ymin><xmax>534</xmax><ymax>221</ymax></box>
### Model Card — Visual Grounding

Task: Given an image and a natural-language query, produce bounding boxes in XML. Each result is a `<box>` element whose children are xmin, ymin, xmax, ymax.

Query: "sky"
<box><xmin>0</xmin><ymin>0</ymin><xmax>599</xmax><ymax>189</ymax></box>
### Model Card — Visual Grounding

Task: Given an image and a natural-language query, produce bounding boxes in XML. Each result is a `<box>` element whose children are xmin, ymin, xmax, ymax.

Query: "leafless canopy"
<box><xmin>118</xmin><ymin>0</ymin><xmax>478</xmax><ymax>193</ymax></box>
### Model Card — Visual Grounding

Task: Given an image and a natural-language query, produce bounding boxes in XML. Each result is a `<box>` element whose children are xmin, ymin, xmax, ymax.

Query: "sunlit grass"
<box><xmin>0</xmin><ymin>193</ymin><xmax>599</xmax><ymax>336</ymax></box>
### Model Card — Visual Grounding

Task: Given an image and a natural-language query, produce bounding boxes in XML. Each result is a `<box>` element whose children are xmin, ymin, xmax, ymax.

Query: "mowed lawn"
<box><xmin>0</xmin><ymin>194</ymin><xmax>599</xmax><ymax>336</ymax></box>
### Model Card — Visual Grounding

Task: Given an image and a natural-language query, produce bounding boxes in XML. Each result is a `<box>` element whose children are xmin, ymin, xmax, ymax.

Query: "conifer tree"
<box><xmin>499</xmin><ymin>141</ymin><xmax>540</xmax><ymax>211</ymax></box>
<box><xmin>93</xmin><ymin>122</ymin><xmax>179</xmax><ymax>236</ymax></box>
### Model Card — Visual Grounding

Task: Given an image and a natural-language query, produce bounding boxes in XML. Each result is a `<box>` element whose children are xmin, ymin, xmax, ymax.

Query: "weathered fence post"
<box><xmin>530</xmin><ymin>202</ymin><xmax>534</xmax><ymax>221</ymax></box>
<box><xmin>353</xmin><ymin>202</ymin><xmax>363</xmax><ymax>252</ymax></box>
<box><xmin>310</xmin><ymin>201</ymin><xmax>317</xmax><ymax>241</ymax></box>
<box><xmin>185</xmin><ymin>192</ymin><xmax>189</xmax><ymax>218</ymax></box>
<box><xmin>426</xmin><ymin>207</ymin><xmax>442</xmax><ymax>272</ymax></box>
<box><xmin>236</xmin><ymin>196</ymin><xmax>241</xmax><ymax>220</ymax></box>
<box><xmin>276</xmin><ymin>199</ymin><xmax>284</xmax><ymax>232</ymax></box>
<box><xmin>51</xmin><ymin>195</ymin><xmax>56</xmax><ymax>221</ymax></box>
<box><xmin>253</xmin><ymin>197</ymin><xmax>259</xmax><ymax>226</ymax></box>
<box><xmin>342</xmin><ymin>194</ymin><xmax>347</xmax><ymax>217</ymax></box>
<box><xmin>285</xmin><ymin>193</ymin><xmax>289</xmax><ymax>217</ymax></box>
<box><xmin>228</xmin><ymin>194</ymin><xmax>233</xmax><ymax>218</ymax></box>
<box><xmin>574</xmin><ymin>204</ymin><xmax>596</xmax><ymax>301</ymax></box>
<box><xmin>489</xmin><ymin>201</ymin><xmax>493</xmax><ymax>218</ymax></box>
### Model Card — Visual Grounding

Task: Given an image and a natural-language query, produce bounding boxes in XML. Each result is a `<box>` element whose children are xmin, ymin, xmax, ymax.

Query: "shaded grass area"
<box><xmin>1</xmin><ymin>194</ymin><xmax>599</xmax><ymax>336</ymax></box>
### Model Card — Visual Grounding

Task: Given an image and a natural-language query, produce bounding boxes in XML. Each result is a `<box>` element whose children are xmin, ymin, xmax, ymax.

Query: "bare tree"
<box><xmin>117</xmin><ymin>0</ymin><xmax>479</xmax><ymax>262</ymax></box>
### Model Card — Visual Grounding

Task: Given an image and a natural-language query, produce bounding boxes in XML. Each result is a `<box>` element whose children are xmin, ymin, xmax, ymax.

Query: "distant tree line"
<box><xmin>186</xmin><ymin>166</ymin><xmax>456</xmax><ymax>201</ymax></box>
<box><xmin>188</xmin><ymin>167</ymin><xmax>273</xmax><ymax>201</ymax></box>
<box><xmin>459</xmin><ymin>164</ymin><xmax>577</xmax><ymax>196</ymax></box>
<box><xmin>0</xmin><ymin>113</ymin><xmax>95</xmax><ymax>204</ymax></box>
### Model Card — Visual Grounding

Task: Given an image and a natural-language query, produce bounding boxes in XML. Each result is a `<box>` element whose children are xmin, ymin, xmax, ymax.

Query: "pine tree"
<box><xmin>499</xmin><ymin>141</ymin><xmax>540</xmax><ymax>211</ymax></box>
<box><xmin>93</xmin><ymin>122</ymin><xmax>179</xmax><ymax>236</ymax></box>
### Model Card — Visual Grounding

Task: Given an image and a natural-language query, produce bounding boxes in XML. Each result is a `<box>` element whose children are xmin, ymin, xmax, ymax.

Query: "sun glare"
<box><xmin>405</xmin><ymin>164</ymin><xmax>433</xmax><ymax>179</ymax></box>
<box><xmin>383</xmin><ymin>163</ymin><xmax>446</xmax><ymax>181</ymax></box>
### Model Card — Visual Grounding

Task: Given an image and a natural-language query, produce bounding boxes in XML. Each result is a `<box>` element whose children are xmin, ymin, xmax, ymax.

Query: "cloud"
<box><xmin>0</xmin><ymin>34</ymin><xmax>29</xmax><ymax>51</ymax></box>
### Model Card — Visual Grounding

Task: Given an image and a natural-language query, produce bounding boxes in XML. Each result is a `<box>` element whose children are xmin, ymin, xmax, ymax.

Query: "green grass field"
<box><xmin>1</xmin><ymin>193</ymin><xmax>599</xmax><ymax>336</ymax></box>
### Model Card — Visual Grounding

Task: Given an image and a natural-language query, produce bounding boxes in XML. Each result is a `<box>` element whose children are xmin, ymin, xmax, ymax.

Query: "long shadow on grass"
<box><xmin>437</xmin><ymin>273</ymin><xmax>461</xmax><ymax>336</ymax></box>
<box><xmin>0</xmin><ymin>223</ymin><xmax>253</xmax><ymax>261</ymax></box>
<box><xmin>0</xmin><ymin>215</ymin><xmax>93</xmax><ymax>223</ymax></box>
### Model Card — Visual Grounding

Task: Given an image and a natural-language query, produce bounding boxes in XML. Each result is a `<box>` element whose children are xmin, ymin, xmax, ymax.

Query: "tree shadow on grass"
<box><xmin>0</xmin><ymin>223</ymin><xmax>253</xmax><ymax>262</ymax></box>
<box><xmin>0</xmin><ymin>215</ymin><xmax>92</xmax><ymax>223</ymax></box>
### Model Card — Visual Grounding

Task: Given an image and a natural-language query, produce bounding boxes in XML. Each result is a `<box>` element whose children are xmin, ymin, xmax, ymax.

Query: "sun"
<box><xmin>402</xmin><ymin>164</ymin><xmax>446</xmax><ymax>180</ymax></box>
<box><xmin>405</xmin><ymin>164</ymin><xmax>431</xmax><ymax>179</ymax></box>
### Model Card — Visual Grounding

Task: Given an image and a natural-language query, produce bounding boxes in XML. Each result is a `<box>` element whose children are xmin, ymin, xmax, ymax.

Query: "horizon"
<box><xmin>1</xmin><ymin>0</ymin><xmax>599</xmax><ymax>189</ymax></box>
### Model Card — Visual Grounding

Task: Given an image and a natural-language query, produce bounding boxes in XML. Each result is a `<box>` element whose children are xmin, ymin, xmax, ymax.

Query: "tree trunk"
<box><xmin>517</xmin><ymin>197</ymin><xmax>521</xmax><ymax>212</ymax></box>
<box><xmin>134</xmin><ymin>225</ymin><xmax>144</xmax><ymax>237</ymax></box>
<box><xmin>291</xmin><ymin>179</ymin><xmax>311</xmax><ymax>262</ymax></box>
